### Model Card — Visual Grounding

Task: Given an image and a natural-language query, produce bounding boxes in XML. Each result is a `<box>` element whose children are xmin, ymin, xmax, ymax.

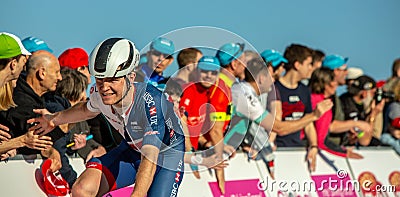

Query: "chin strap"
<box><xmin>113</xmin><ymin>76</ymin><xmax>131</xmax><ymax>106</ymax></box>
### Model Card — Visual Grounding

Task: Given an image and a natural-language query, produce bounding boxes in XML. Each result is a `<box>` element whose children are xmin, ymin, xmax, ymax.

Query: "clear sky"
<box><xmin>2</xmin><ymin>0</ymin><xmax>399</xmax><ymax>81</ymax></box>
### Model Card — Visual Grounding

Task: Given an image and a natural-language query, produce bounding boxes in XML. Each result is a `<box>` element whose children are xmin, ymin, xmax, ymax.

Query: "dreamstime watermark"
<box><xmin>257</xmin><ymin>169</ymin><xmax>397</xmax><ymax>193</ymax></box>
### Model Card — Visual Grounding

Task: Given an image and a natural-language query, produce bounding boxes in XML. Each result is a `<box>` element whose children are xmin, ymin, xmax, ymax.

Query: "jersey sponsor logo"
<box><xmin>174</xmin><ymin>171</ymin><xmax>181</xmax><ymax>183</ymax></box>
<box><xmin>149</xmin><ymin>115</ymin><xmax>157</xmax><ymax>126</ymax></box>
<box><xmin>170</xmin><ymin>183</ymin><xmax>179</xmax><ymax>197</ymax></box>
<box><xmin>289</xmin><ymin>95</ymin><xmax>300</xmax><ymax>102</ymax></box>
<box><xmin>143</xmin><ymin>92</ymin><xmax>155</xmax><ymax>108</ymax></box>
<box><xmin>149</xmin><ymin>106</ymin><xmax>157</xmax><ymax>116</ymax></box>
<box><xmin>144</xmin><ymin>130</ymin><xmax>160</xmax><ymax>136</ymax></box>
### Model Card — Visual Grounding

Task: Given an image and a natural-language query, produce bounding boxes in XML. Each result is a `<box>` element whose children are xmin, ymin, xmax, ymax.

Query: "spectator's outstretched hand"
<box><xmin>314</xmin><ymin>99</ymin><xmax>333</xmax><ymax>118</ymax></box>
<box><xmin>0</xmin><ymin>124</ymin><xmax>11</xmax><ymax>141</ymax></box>
<box><xmin>27</xmin><ymin>109</ymin><xmax>56</xmax><ymax>136</ymax></box>
<box><xmin>306</xmin><ymin>147</ymin><xmax>318</xmax><ymax>172</ymax></box>
<box><xmin>24</xmin><ymin>130</ymin><xmax>53</xmax><ymax>151</ymax></box>
<box><xmin>202</xmin><ymin>154</ymin><xmax>229</xmax><ymax>170</ymax></box>
<box><xmin>0</xmin><ymin>149</ymin><xmax>16</xmax><ymax>161</ymax></box>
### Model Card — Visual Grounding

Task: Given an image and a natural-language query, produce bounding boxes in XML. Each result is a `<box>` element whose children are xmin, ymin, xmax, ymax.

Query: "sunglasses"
<box><xmin>200</xmin><ymin>69</ymin><xmax>219</xmax><ymax>76</ymax></box>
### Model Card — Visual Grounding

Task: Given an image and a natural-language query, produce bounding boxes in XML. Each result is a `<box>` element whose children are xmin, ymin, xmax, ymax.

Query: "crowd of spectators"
<box><xmin>0</xmin><ymin>32</ymin><xmax>399</xmax><ymax>195</ymax></box>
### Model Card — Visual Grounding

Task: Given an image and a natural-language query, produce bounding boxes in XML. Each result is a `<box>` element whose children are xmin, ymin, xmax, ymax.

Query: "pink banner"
<box><xmin>208</xmin><ymin>179</ymin><xmax>266</xmax><ymax>197</ymax></box>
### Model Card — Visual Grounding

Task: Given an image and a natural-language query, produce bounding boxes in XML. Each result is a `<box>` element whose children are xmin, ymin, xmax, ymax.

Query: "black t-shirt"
<box><xmin>274</xmin><ymin>80</ymin><xmax>312</xmax><ymax>147</ymax></box>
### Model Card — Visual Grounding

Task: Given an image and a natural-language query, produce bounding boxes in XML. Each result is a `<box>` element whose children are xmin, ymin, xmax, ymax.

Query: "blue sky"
<box><xmin>2</xmin><ymin>0</ymin><xmax>399</xmax><ymax>81</ymax></box>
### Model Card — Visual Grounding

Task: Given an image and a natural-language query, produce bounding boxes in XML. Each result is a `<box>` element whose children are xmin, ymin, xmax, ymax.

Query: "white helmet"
<box><xmin>89</xmin><ymin>38</ymin><xmax>140</xmax><ymax>78</ymax></box>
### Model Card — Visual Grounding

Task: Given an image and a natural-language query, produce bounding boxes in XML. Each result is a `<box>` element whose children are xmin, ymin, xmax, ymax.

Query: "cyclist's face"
<box><xmin>96</xmin><ymin>77</ymin><xmax>126</xmax><ymax>105</ymax></box>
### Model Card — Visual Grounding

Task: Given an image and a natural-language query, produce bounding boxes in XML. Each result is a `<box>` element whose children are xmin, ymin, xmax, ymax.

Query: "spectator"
<box><xmin>384</xmin><ymin>58</ymin><xmax>400</xmax><ymax>92</ymax></box>
<box><xmin>0</xmin><ymin>32</ymin><xmax>52</xmax><ymax>159</ymax></box>
<box><xmin>270</xmin><ymin>44</ymin><xmax>320</xmax><ymax>171</ymax></box>
<box><xmin>58</xmin><ymin>47</ymin><xmax>93</xmax><ymax>96</ymax></box>
<box><xmin>322</xmin><ymin>55</ymin><xmax>373</xmax><ymax>146</ymax></box>
<box><xmin>310</xmin><ymin>49</ymin><xmax>325</xmax><ymax>75</ymax></box>
<box><xmin>346</xmin><ymin>67</ymin><xmax>364</xmax><ymax>86</ymax></box>
<box><xmin>0</xmin><ymin>50</ymin><xmax>63</xmax><ymax>171</ymax></box>
<box><xmin>21</xmin><ymin>36</ymin><xmax>53</xmax><ymax>53</ymax></box>
<box><xmin>216</xmin><ymin>43</ymin><xmax>247</xmax><ymax>88</ymax></box>
<box><xmin>163</xmin><ymin>79</ymin><xmax>228</xmax><ymax>178</ymax></box>
<box><xmin>309</xmin><ymin>67</ymin><xmax>362</xmax><ymax>158</ymax></box>
<box><xmin>225</xmin><ymin>58</ymin><xmax>332</xmax><ymax>176</ymax></box>
<box><xmin>301</xmin><ymin>49</ymin><xmax>325</xmax><ymax>86</ymax></box>
<box><xmin>260</xmin><ymin>49</ymin><xmax>288</xmax><ymax>81</ymax></box>
<box><xmin>137</xmin><ymin>37</ymin><xmax>175</xmax><ymax>85</ymax></box>
<box><xmin>340</xmin><ymin>75</ymin><xmax>383</xmax><ymax>146</ymax></box>
<box><xmin>381</xmin><ymin>79</ymin><xmax>400</xmax><ymax>154</ymax></box>
<box><xmin>179</xmin><ymin>56</ymin><xmax>231</xmax><ymax>194</ymax></box>
<box><xmin>169</xmin><ymin>47</ymin><xmax>202</xmax><ymax>87</ymax></box>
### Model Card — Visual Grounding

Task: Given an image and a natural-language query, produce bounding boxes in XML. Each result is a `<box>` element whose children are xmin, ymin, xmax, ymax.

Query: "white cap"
<box><xmin>347</xmin><ymin>67</ymin><xmax>363</xmax><ymax>80</ymax></box>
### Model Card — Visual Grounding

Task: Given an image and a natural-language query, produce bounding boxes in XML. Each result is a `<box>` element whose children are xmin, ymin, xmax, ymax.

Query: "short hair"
<box><xmin>0</xmin><ymin>54</ymin><xmax>23</xmax><ymax>71</ymax></box>
<box><xmin>283</xmin><ymin>44</ymin><xmax>313</xmax><ymax>71</ymax></box>
<box><xmin>164</xmin><ymin>79</ymin><xmax>183</xmax><ymax>97</ymax></box>
<box><xmin>309</xmin><ymin>67</ymin><xmax>335</xmax><ymax>94</ymax></box>
<box><xmin>244</xmin><ymin>58</ymin><xmax>270</xmax><ymax>82</ymax></box>
<box><xmin>0</xmin><ymin>81</ymin><xmax>16</xmax><ymax>111</ymax></box>
<box><xmin>392</xmin><ymin>58</ymin><xmax>400</xmax><ymax>78</ymax></box>
<box><xmin>56</xmin><ymin>69</ymin><xmax>88</xmax><ymax>102</ymax></box>
<box><xmin>244</xmin><ymin>50</ymin><xmax>259</xmax><ymax>61</ymax></box>
<box><xmin>312</xmin><ymin>49</ymin><xmax>325</xmax><ymax>63</ymax></box>
<box><xmin>177</xmin><ymin>48</ymin><xmax>202</xmax><ymax>69</ymax></box>
<box><xmin>25</xmin><ymin>53</ymin><xmax>51</xmax><ymax>74</ymax></box>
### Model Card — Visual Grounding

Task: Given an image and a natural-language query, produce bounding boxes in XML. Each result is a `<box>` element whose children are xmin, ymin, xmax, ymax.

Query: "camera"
<box><xmin>374</xmin><ymin>88</ymin><xmax>395</xmax><ymax>103</ymax></box>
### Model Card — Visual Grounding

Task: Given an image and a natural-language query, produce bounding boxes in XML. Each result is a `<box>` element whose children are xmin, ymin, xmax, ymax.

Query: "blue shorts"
<box><xmin>87</xmin><ymin>140</ymin><xmax>184</xmax><ymax>197</ymax></box>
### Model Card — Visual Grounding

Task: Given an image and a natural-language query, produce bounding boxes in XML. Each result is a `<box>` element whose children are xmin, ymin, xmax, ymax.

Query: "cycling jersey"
<box><xmin>179</xmin><ymin>80</ymin><xmax>231</xmax><ymax>149</ymax></box>
<box><xmin>87</xmin><ymin>82</ymin><xmax>185</xmax><ymax>196</ymax></box>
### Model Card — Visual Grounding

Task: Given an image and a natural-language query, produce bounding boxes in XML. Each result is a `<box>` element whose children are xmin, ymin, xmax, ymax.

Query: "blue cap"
<box><xmin>216</xmin><ymin>43</ymin><xmax>244</xmax><ymax>66</ymax></box>
<box><xmin>322</xmin><ymin>55</ymin><xmax>348</xmax><ymax>70</ymax></box>
<box><xmin>260</xmin><ymin>49</ymin><xmax>288</xmax><ymax>67</ymax></box>
<box><xmin>139</xmin><ymin>54</ymin><xmax>147</xmax><ymax>65</ymax></box>
<box><xmin>150</xmin><ymin>37</ymin><xmax>175</xmax><ymax>55</ymax></box>
<box><xmin>21</xmin><ymin>36</ymin><xmax>53</xmax><ymax>53</ymax></box>
<box><xmin>197</xmin><ymin>56</ymin><xmax>220</xmax><ymax>71</ymax></box>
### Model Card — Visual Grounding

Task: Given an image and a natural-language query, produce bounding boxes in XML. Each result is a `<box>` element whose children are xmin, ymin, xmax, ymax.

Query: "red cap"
<box><xmin>41</xmin><ymin>159</ymin><xmax>70</xmax><ymax>196</ymax></box>
<box><xmin>392</xmin><ymin>117</ymin><xmax>400</xmax><ymax>129</ymax></box>
<box><xmin>58</xmin><ymin>48</ymin><xmax>88</xmax><ymax>69</ymax></box>
<box><xmin>376</xmin><ymin>80</ymin><xmax>386</xmax><ymax>88</ymax></box>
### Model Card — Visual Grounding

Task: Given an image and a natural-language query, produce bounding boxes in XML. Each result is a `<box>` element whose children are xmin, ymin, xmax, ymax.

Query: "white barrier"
<box><xmin>0</xmin><ymin>148</ymin><xmax>399</xmax><ymax>197</ymax></box>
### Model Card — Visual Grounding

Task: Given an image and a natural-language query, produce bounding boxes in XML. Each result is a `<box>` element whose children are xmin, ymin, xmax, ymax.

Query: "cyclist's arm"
<box><xmin>53</xmin><ymin>101</ymin><xmax>99</xmax><ymax>126</ymax></box>
<box><xmin>131</xmin><ymin>145</ymin><xmax>159</xmax><ymax>197</ymax></box>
